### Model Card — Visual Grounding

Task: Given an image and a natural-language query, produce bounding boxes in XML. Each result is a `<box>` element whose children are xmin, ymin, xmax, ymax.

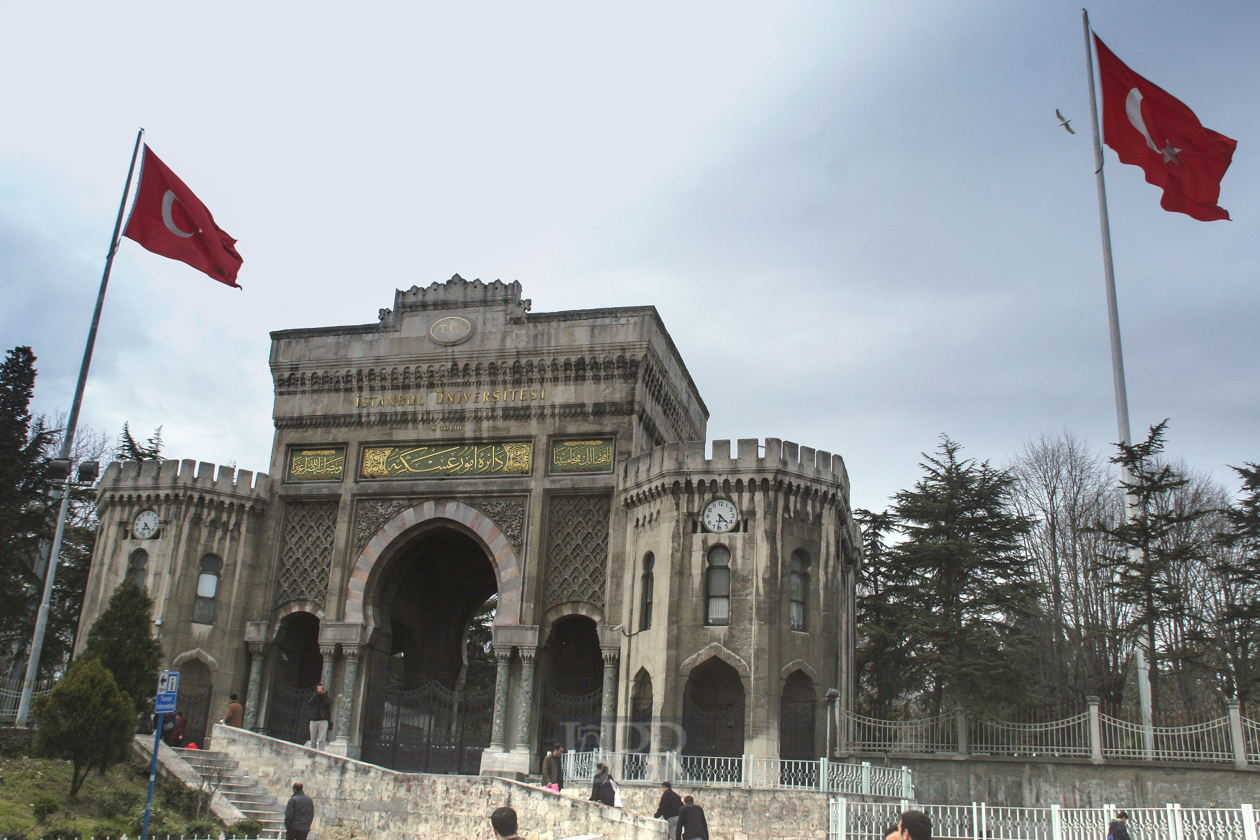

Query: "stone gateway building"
<box><xmin>78</xmin><ymin>276</ymin><xmax>861</xmax><ymax>779</ymax></box>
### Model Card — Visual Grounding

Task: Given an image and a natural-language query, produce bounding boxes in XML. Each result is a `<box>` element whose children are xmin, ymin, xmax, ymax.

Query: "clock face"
<box><xmin>133</xmin><ymin>509</ymin><xmax>160</xmax><ymax>540</ymax></box>
<box><xmin>702</xmin><ymin>499</ymin><xmax>739</xmax><ymax>533</ymax></box>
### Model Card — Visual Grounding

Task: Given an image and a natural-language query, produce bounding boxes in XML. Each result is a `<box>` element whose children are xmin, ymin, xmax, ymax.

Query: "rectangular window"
<box><xmin>192</xmin><ymin>597</ymin><xmax>216</xmax><ymax>625</ymax></box>
<box><xmin>790</xmin><ymin>601</ymin><xmax>805</xmax><ymax>631</ymax></box>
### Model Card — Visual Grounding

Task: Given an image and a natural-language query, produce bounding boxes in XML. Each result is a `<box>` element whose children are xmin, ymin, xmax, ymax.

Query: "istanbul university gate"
<box><xmin>76</xmin><ymin>275</ymin><xmax>860</xmax><ymax>778</ymax></box>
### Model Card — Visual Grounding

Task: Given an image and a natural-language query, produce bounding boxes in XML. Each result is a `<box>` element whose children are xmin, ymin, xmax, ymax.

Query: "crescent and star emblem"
<box><xmin>161</xmin><ymin>190</ymin><xmax>197</xmax><ymax>238</ymax></box>
<box><xmin>1125</xmin><ymin>88</ymin><xmax>1182</xmax><ymax>165</ymax></box>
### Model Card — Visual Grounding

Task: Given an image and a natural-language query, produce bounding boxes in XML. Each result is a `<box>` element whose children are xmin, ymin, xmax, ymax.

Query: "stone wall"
<box><xmin>618</xmin><ymin>783</ymin><xmax>832</xmax><ymax>840</ymax></box>
<box><xmin>212</xmin><ymin>726</ymin><xmax>666</xmax><ymax>840</ymax></box>
<box><xmin>903</xmin><ymin>756</ymin><xmax>1260</xmax><ymax>808</ymax></box>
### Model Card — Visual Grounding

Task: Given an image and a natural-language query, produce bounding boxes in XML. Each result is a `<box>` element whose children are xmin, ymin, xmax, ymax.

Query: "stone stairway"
<box><xmin>173</xmin><ymin>748</ymin><xmax>286</xmax><ymax>839</ymax></box>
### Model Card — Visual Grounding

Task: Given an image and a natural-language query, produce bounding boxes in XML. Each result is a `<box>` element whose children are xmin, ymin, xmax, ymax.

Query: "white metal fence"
<box><xmin>562</xmin><ymin>751</ymin><xmax>913</xmax><ymax>798</ymax></box>
<box><xmin>829</xmin><ymin>800</ymin><xmax>1260</xmax><ymax>840</ymax></box>
<box><xmin>0</xmin><ymin>675</ymin><xmax>55</xmax><ymax>723</ymax></box>
<box><xmin>844</xmin><ymin>700</ymin><xmax>1260</xmax><ymax>767</ymax></box>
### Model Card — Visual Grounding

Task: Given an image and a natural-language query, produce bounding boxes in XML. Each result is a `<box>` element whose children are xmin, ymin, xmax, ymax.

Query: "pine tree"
<box><xmin>1203</xmin><ymin>462</ymin><xmax>1260</xmax><ymax>704</ymax></box>
<box><xmin>32</xmin><ymin>657</ymin><xmax>135</xmax><ymax>795</ymax></box>
<box><xmin>116</xmin><ymin>423</ymin><xmax>163</xmax><ymax>461</ymax></box>
<box><xmin>82</xmin><ymin>578</ymin><xmax>164</xmax><ymax>716</ymax></box>
<box><xmin>0</xmin><ymin>347</ymin><xmax>55</xmax><ymax>643</ymax></box>
<box><xmin>1092</xmin><ymin>422</ymin><xmax>1208</xmax><ymax>713</ymax></box>
<box><xmin>886</xmin><ymin>436</ymin><xmax>1040</xmax><ymax>716</ymax></box>
<box><xmin>854</xmin><ymin>508</ymin><xmax>919</xmax><ymax>715</ymax></box>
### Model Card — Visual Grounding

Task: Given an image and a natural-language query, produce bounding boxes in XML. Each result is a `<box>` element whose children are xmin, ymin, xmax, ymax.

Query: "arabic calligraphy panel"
<box><xmin>360</xmin><ymin>443</ymin><xmax>533</xmax><ymax>479</ymax></box>
<box><xmin>550</xmin><ymin>439</ymin><xmax>614</xmax><ymax>474</ymax></box>
<box><xmin>286</xmin><ymin>446</ymin><xmax>346</xmax><ymax>482</ymax></box>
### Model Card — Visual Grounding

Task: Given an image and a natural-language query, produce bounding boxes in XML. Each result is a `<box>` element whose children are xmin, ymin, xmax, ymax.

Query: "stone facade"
<box><xmin>78</xmin><ymin>275</ymin><xmax>860</xmax><ymax>776</ymax></box>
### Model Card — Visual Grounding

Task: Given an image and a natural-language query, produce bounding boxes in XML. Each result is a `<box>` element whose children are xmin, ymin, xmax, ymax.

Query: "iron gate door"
<box><xmin>538</xmin><ymin>686</ymin><xmax>602</xmax><ymax>752</ymax></box>
<box><xmin>263</xmin><ymin>683</ymin><xmax>318</xmax><ymax>744</ymax></box>
<box><xmin>361</xmin><ymin>681</ymin><xmax>493</xmax><ymax>774</ymax></box>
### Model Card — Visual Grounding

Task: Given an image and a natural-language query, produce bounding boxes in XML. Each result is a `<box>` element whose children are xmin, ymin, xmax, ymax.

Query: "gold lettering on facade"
<box><xmin>351</xmin><ymin>388</ymin><xmax>547</xmax><ymax>410</ymax></box>
<box><xmin>551</xmin><ymin>439</ymin><xmax>614</xmax><ymax>474</ymax></box>
<box><xmin>287</xmin><ymin>446</ymin><xmax>346</xmax><ymax>482</ymax></box>
<box><xmin>361</xmin><ymin>443</ymin><xmax>532</xmax><ymax>479</ymax></box>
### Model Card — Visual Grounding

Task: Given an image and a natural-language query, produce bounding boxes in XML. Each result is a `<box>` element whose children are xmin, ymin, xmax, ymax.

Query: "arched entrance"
<box><xmin>265</xmin><ymin>612</ymin><xmax>322</xmax><ymax>743</ymax></box>
<box><xmin>176</xmin><ymin>659</ymin><xmax>213</xmax><ymax>748</ymax></box>
<box><xmin>628</xmin><ymin>669</ymin><xmax>653</xmax><ymax>754</ymax></box>
<box><xmin>537</xmin><ymin>615</ymin><xmax>603</xmax><ymax>752</ymax></box>
<box><xmin>360</xmin><ymin>525</ymin><xmax>497</xmax><ymax>773</ymax></box>
<box><xmin>682</xmin><ymin>657</ymin><xmax>745</xmax><ymax>781</ymax></box>
<box><xmin>780</xmin><ymin>670</ymin><xmax>817</xmax><ymax>760</ymax></box>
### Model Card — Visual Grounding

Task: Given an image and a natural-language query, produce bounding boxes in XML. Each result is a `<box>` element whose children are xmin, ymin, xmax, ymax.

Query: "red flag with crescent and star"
<box><xmin>1094</xmin><ymin>35</ymin><xmax>1236</xmax><ymax>222</ymax></box>
<box><xmin>122</xmin><ymin>146</ymin><xmax>243</xmax><ymax>287</ymax></box>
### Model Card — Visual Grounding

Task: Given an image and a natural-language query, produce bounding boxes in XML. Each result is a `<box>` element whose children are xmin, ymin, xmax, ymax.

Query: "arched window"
<box><xmin>639</xmin><ymin>553</ymin><xmax>655</xmax><ymax>631</ymax></box>
<box><xmin>127</xmin><ymin>549</ymin><xmax>149</xmax><ymax>589</ymax></box>
<box><xmin>790</xmin><ymin>550</ymin><xmax>809</xmax><ymax>631</ymax></box>
<box><xmin>192</xmin><ymin>554</ymin><xmax>222</xmax><ymax>625</ymax></box>
<box><xmin>706</xmin><ymin>545</ymin><xmax>731</xmax><ymax>626</ymax></box>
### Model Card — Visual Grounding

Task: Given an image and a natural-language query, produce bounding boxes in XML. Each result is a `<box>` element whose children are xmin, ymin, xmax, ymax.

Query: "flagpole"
<box><xmin>14</xmin><ymin>128</ymin><xmax>145</xmax><ymax>727</ymax></box>
<box><xmin>1082</xmin><ymin>10</ymin><xmax>1154</xmax><ymax>754</ymax></box>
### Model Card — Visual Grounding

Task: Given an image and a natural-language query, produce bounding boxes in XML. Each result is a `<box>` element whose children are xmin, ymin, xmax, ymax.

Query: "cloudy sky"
<box><xmin>1</xmin><ymin>1</ymin><xmax>1256</xmax><ymax>513</ymax></box>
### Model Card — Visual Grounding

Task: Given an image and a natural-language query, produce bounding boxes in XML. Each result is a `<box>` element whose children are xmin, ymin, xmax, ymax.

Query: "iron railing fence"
<box><xmin>562</xmin><ymin>751</ymin><xmax>912</xmax><ymax>798</ymax></box>
<box><xmin>1098</xmin><ymin>713</ymin><xmax>1234</xmax><ymax>763</ymax></box>
<box><xmin>848</xmin><ymin>712</ymin><xmax>959</xmax><ymax>754</ymax></box>
<box><xmin>969</xmin><ymin>712</ymin><xmax>1091</xmax><ymax>759</ymax></box>
<box><xmin>830</xmin><ymin>800</ymin><xmax>1260</xmax><ymax>840</ymax></box>
<box><xmin>0</xmin><ymin>675</ymin><xmax>55</xmax><ymax>723</ymax></box>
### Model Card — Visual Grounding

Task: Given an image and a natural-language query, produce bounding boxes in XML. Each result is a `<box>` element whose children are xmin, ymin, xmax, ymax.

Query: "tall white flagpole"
<box><xmin>1082</xmin><ymin>10</ymin><xmax>1154</xmax><ymax>756</ymax></box>
<box><xmin>14</xmin><ymin>128</ymin><xmax>145</xmax><ymax>727</ymax></box>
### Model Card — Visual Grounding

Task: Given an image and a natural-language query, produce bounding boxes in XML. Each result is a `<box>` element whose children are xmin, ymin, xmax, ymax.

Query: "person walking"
<box><xmin>168</xmin><ymin>711</ymin><xmax>187</xmax><ymax>748</ymax></box>
<box><xmin>678</xmin><ymin>795</ymin><xmax>709</xmax><ymax>840</ymax></box>
<box><xmin>540</xmin><ymin>744</ymin><xmax>565</xmax><ymax>792</ymax></box>
<box><xmin>223</xmin><ymin>693</ymin><xmax>244</xmax><ymax>728</ymax></box>
<box><xmin>307</xmin><ymin>684</ymin><xmax>332</xmax><ymax>751</ymax></box>
<box><xmin>1108</xmin><ymin>811</ymin><xmax>1131</xmax><ymax>840</ymax></box>
<box><xmin>490</xmin><ymin>806</ymin><xmax>523</xmax><ymax>840</ymax></box>
<box><xmin>588</xmin><ymin>762</ymin><xmax>616</xmax><ymax>806</ymax></box>
<box><xmin>654</xmin><ymin>780</ymin><xmax>684</xmax><ymax>840</ymax></box>
<box><xmin>284</xmin><ymin>782</ymin><xmax>314</xmax><ymax>840</ymax></box>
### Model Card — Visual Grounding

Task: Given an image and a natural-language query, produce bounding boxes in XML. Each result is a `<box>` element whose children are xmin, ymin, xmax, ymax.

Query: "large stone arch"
<box><xmin>538</xmin><ymin>600</ymin><xmax>604</xmax><ymax>646</ymax></box>
<box><xmin>679</xmin><ymin>642</ymin><xmax>751</xmax><ymax>680</ymax></box>
<box><xmin>346</xmin><ymin>499</ymin><xmax>522</xmax><ymax>628</ymax></box>
<box><xmin>274</xmin><ymin>600</ymin><xmax>326</xmax><ymax>621</ymax></box>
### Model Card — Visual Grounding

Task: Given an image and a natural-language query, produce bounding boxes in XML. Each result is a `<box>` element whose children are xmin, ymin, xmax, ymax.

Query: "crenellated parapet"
<box><xmin>621</xmin><ymin>437</ymin><xmax>849</xmax><ymax>492</ymax></box>
<box><xmin>379</xmin><ymin>274</ymin><xmax>532</xmax><ymax>322</ymax></box>
<box><xmin>96</xmin><ymin>458</ymin><xmax>272</xmax><ymax>515</ymax></box>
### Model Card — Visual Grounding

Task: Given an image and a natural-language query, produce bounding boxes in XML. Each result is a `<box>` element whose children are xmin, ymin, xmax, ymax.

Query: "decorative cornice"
<box><xmin>275</xmin><ymin>401</ymin><xmax>636</xmax><ymax>431</ymax></box>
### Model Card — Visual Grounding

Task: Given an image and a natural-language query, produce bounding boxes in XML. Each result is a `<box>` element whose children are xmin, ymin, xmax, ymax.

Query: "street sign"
<box><xmin>155</xmin><ymin>670</ymin><xmax>179</xmax><ymax>714</ymax></box>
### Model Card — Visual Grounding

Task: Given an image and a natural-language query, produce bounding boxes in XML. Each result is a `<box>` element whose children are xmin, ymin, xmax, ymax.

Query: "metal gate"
<box><xmin>177</xmin><ymin>684</ymin><xmax>214</xmax><ymax>747</ymax></box>
<box><xmin>263</xmin><ymin>682</ymin><xmax>318</xmax><ymax>744</ymax></box>
<box><xmin>781</xmin><ymin>699</ymin><xmax>817</xmax><ymax>759</ymax></box>
<box><xmin>361</xmin><ymin>681</ymin><xmax>493</xmax><ymax>774</ymax></box>
<box><xmin>538</xmin><ymin>686</ymin><xmax>603</xmax><ymax>752</ymax></box>
<box><xmin>682</xmin><ymin>692</ymin><xmax>745</xmax><ymax>756</ymax></box>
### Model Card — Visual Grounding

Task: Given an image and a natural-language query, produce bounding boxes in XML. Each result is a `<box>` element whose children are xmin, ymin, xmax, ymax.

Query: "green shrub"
<box><xmin>0</xmin><ymin>820</ymin><xmax>30</xmax><ymax>840</ymax></box>
<box><xmin>97</xmin><ymin>786</ymin><xmax>143</xmax><ymax>819</ymax></box>
<box><xmin>226</xmin><ymin>817</ymin><xmax>264</xmax><ymax>838</ymax></box>
<box><xmin>129</xmin><ymin>804</ymin><xmax>179</xmax><ymax>838</ymax></box>
<box><xmin>185</xmin><ymin>817</ymin><xmax>222</xmax><ymax>838</ymax></box>
<box><xmin>31</xmin><ymin>658</ymin><xmax>135</xmax><ymax>796</ymax></box>
<box><xmin>36</xmin><ymin>819</ymin><xmax>85</xmax><ymax>840</ymax></box>
<box><xmin>155</xmin><ymin>773</ymin><xmax>208</xmax><ymax>817</ymax></box>
<box><xmin>31</xmin><ymin>796</ymin><xmax>60</xmax><ymax>823</ymax></box>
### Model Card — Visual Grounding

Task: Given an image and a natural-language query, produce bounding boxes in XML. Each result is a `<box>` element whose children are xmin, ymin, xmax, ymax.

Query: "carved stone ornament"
<box><xmin>276</xmin><ymin>500</ymin><xmax>338</xmax><ymax>608</ymax></box>
<box><xmin>353</xmin><ymin>496</ymin><xmax>526</xmax><ymax>554</ymax></box>
<box><xmin>542</xmin><ymin>494</ymin><xmax>611</xmax><ymax>611</ymax></box>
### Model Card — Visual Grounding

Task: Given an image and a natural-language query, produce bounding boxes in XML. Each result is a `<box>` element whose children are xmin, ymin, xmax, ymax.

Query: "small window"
<box><xmin>639</xmin><ymin>553</ymin><xmax>655</xmax><ymax>631</ymax></box>
<box><xmin>127</xmin><ymin>549</ymin><xmax>149</xmax><ymax>589</ymax></box>
<box><xmin>706</xmin><ymin>545</ymin><xmax>731</xmax><ymax>626</ymax></box>
<box><xmin>790</xmin><ymin>550</ymin><xmax>809</xmax><ymax>631</ymax></box>
<box><xmin>193</xmin><ymin>555</ymin><xmax>222</xmax><ymax>625</ymax></box>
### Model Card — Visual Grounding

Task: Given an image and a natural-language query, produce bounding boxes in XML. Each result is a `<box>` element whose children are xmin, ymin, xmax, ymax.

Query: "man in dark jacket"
<box><xmin>678</xmin><ymin>795</ymin><xmax>709</xmax><ymax>840</ymax></box>
<box><xmin>1108</xmin><ymin>811</ymin><xmax>1131</xmax><ymax>840</ymax></box>
<box><xmin>284</xmin><ymin>782</ymin><xmax>314</xmax><ymax>840</ymax></box>
<box><xmin>540</xmin><ymin>744</ymin><xmax>564</xmax><ymax>791</ymax></box>
<box><xmin>307</xmin><ymin>685</ymin><xmax>332</xmax><ymax>751</ymax></box>
<box><xmin>655</xmin><ymin>781</ymin><xmax>684</xmax><ymax>840</ymax></box>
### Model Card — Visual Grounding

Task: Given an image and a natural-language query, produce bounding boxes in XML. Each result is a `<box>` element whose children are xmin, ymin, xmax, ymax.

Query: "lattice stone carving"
<box><xmin>543</xmin><ymin>494</ymin><xmax>611</xmax><ymax>610</ymax></box>
<box><xmin>276</xmin><ymin>500</ymin><xmax>339</xmax><ymax>607</ymax></box>
<box><xmin>354</xmin><ymin>499</ymin><xmax>413</xmax><ymax>552</ymax></box>
<box><xmin>465</xmin><ymin>496</ymin><xmax>526</xmax><ymax>553</ymax></box>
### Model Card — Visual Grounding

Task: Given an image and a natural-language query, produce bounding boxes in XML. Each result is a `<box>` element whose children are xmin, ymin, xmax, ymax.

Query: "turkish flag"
<box><xmin>1094</xmin><ymin>35</ymin><xmax>1236</xmax><ymax>221</ymax></box>
<box><xmin>123</xmin><ymin>146</ymin><xmax>243</xmax><ymax>287</ymax></box>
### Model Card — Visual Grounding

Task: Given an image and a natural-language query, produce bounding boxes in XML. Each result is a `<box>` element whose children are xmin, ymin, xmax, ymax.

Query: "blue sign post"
<box><xmin>142</xmin><ymin>670</ymin><xmax>180</xmax><ymax>840</ymax></box>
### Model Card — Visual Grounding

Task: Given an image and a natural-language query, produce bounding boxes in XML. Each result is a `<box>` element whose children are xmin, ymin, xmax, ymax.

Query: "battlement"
<box><xmin>621</xmin><ymin>438</ymin><xmax>849</xmax><ymax>490</ymax></box>
<box><xmin>98</xmin><ymin>459</ymin><xmax>272</xmax><ymax>499</ymax></box>
<box><xmin>383</xmin><ymin>274</ymin><xmax>532</xmax><ymax>320</ymax></box>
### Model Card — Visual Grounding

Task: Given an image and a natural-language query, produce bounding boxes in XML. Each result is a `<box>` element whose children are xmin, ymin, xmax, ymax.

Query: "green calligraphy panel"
<box><xmin>360</xmin><ymin>443</ymin><xmax>533</xmax><ymax>479</ymax></box>
<box><xmin>550</xmin><ymin>439</ymin><xmax>614</xmax><ymax>474</ymax></box>
<box><xmin>286</xmin><ymin>447</ymin><xmax>346</xmax><ymax>482</ymax></box>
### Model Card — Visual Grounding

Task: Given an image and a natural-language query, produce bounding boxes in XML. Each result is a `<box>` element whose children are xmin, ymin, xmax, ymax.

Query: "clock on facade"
<box><xmin>702</xmin><ymin>498</ymin><xmax>739</xmax><ymax>533</ymax></box>
<box><xmin>132</xmin><ymin>509</ymin><xmax>160</xmax><ymax>540</ymax></box>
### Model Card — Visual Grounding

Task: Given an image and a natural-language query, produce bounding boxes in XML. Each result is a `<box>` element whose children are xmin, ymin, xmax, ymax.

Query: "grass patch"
<box><xmin>0</xmin><ymin>752</ymin><xmax>226</xmax><ymax>839</ymax></box>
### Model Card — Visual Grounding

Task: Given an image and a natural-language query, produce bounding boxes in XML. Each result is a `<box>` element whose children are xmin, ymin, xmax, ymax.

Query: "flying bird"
<box><xmin>1056</xmin><ymin>109</ymin><xmax>1075</xmax><ymax>134</ymax></box>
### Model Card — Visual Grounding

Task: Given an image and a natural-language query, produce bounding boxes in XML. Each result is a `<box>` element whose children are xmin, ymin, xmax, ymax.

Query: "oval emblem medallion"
<box><xmin>429</xmin><ymin>315</ymin><xmax>473</xmax><ymax>346</ymax></box>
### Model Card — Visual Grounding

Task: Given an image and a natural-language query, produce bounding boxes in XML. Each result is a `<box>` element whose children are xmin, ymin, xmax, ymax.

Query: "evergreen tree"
<box><xmin>461</xmin><ymin>595</ymin><xmax>498</xmax><ymax>693</ymax></box>
<box><xmin>854</xmin><ymin>508</ymin><xmax>919</xmax><ymax>715</ymax></box>
<box><xmin>116</xmin><ymin>423</ymin><xmax>163</xmax><ymax>461</ymax></box>
<box><xmin>885</xmin><ymin>436</ymin><xmax>1039</xmax><ymax>716</ymax></box>
<box><xmin>0</xmin><ymin>347</ymin><xmax>55</xmax><ymax>645</ymax></box>
<box><xmin>32</xmin><ymin>657</ymin><xmax>135</xmax><ymax>795</ymax></box>
<box><xmin>1092</xmin><ymin>422</ymin><xmax>1208</xmax><ymax>713</ymax></box>
<box><xmin>1201</xmin><ymin>462</ymin><xmax>1260</xmax><ymax>704</ymax></box>
<box><xmin>82</xmin><ymin>578</ymin><xmax>164</xmax><ymax>716</ymax></box>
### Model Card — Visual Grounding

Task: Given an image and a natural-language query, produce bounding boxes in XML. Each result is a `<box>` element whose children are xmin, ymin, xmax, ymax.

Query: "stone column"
<box><xmin>512</xmin><ymin>649</ymin><xmax>536</xmax><ymax>755</ymax></box>
<box><xmin>599</xmin><ymin>649</ymin><xmax>619</xmax><ymax>751</ymax></box>
<box><xmin>334</xmin><ymin>645</ymin><xmax>361</xmax><ymax>750</ymax></box>
<box><xmin>1087</xmin><ymin>696</ymin><xmax>1104</xmax><ymax>764</ymax></box>
<box><xmin>1228</xmin><ymin>698</ymin><xmax>1248</xmax><ymax>769</ymax></box>
<box><xmin>243</xmin><ymin>642</ymin><xmax>266</xmax><ymax>731</ymax></box>
<box><xmin>489</xmin><ymin>647</ymin><xmax>512</xmax><ymax>751</ymax></box>
<box><xmin>319</xmin><ymin>645</ymin><xmax>337</xmax><ymax>690</ymax></box>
